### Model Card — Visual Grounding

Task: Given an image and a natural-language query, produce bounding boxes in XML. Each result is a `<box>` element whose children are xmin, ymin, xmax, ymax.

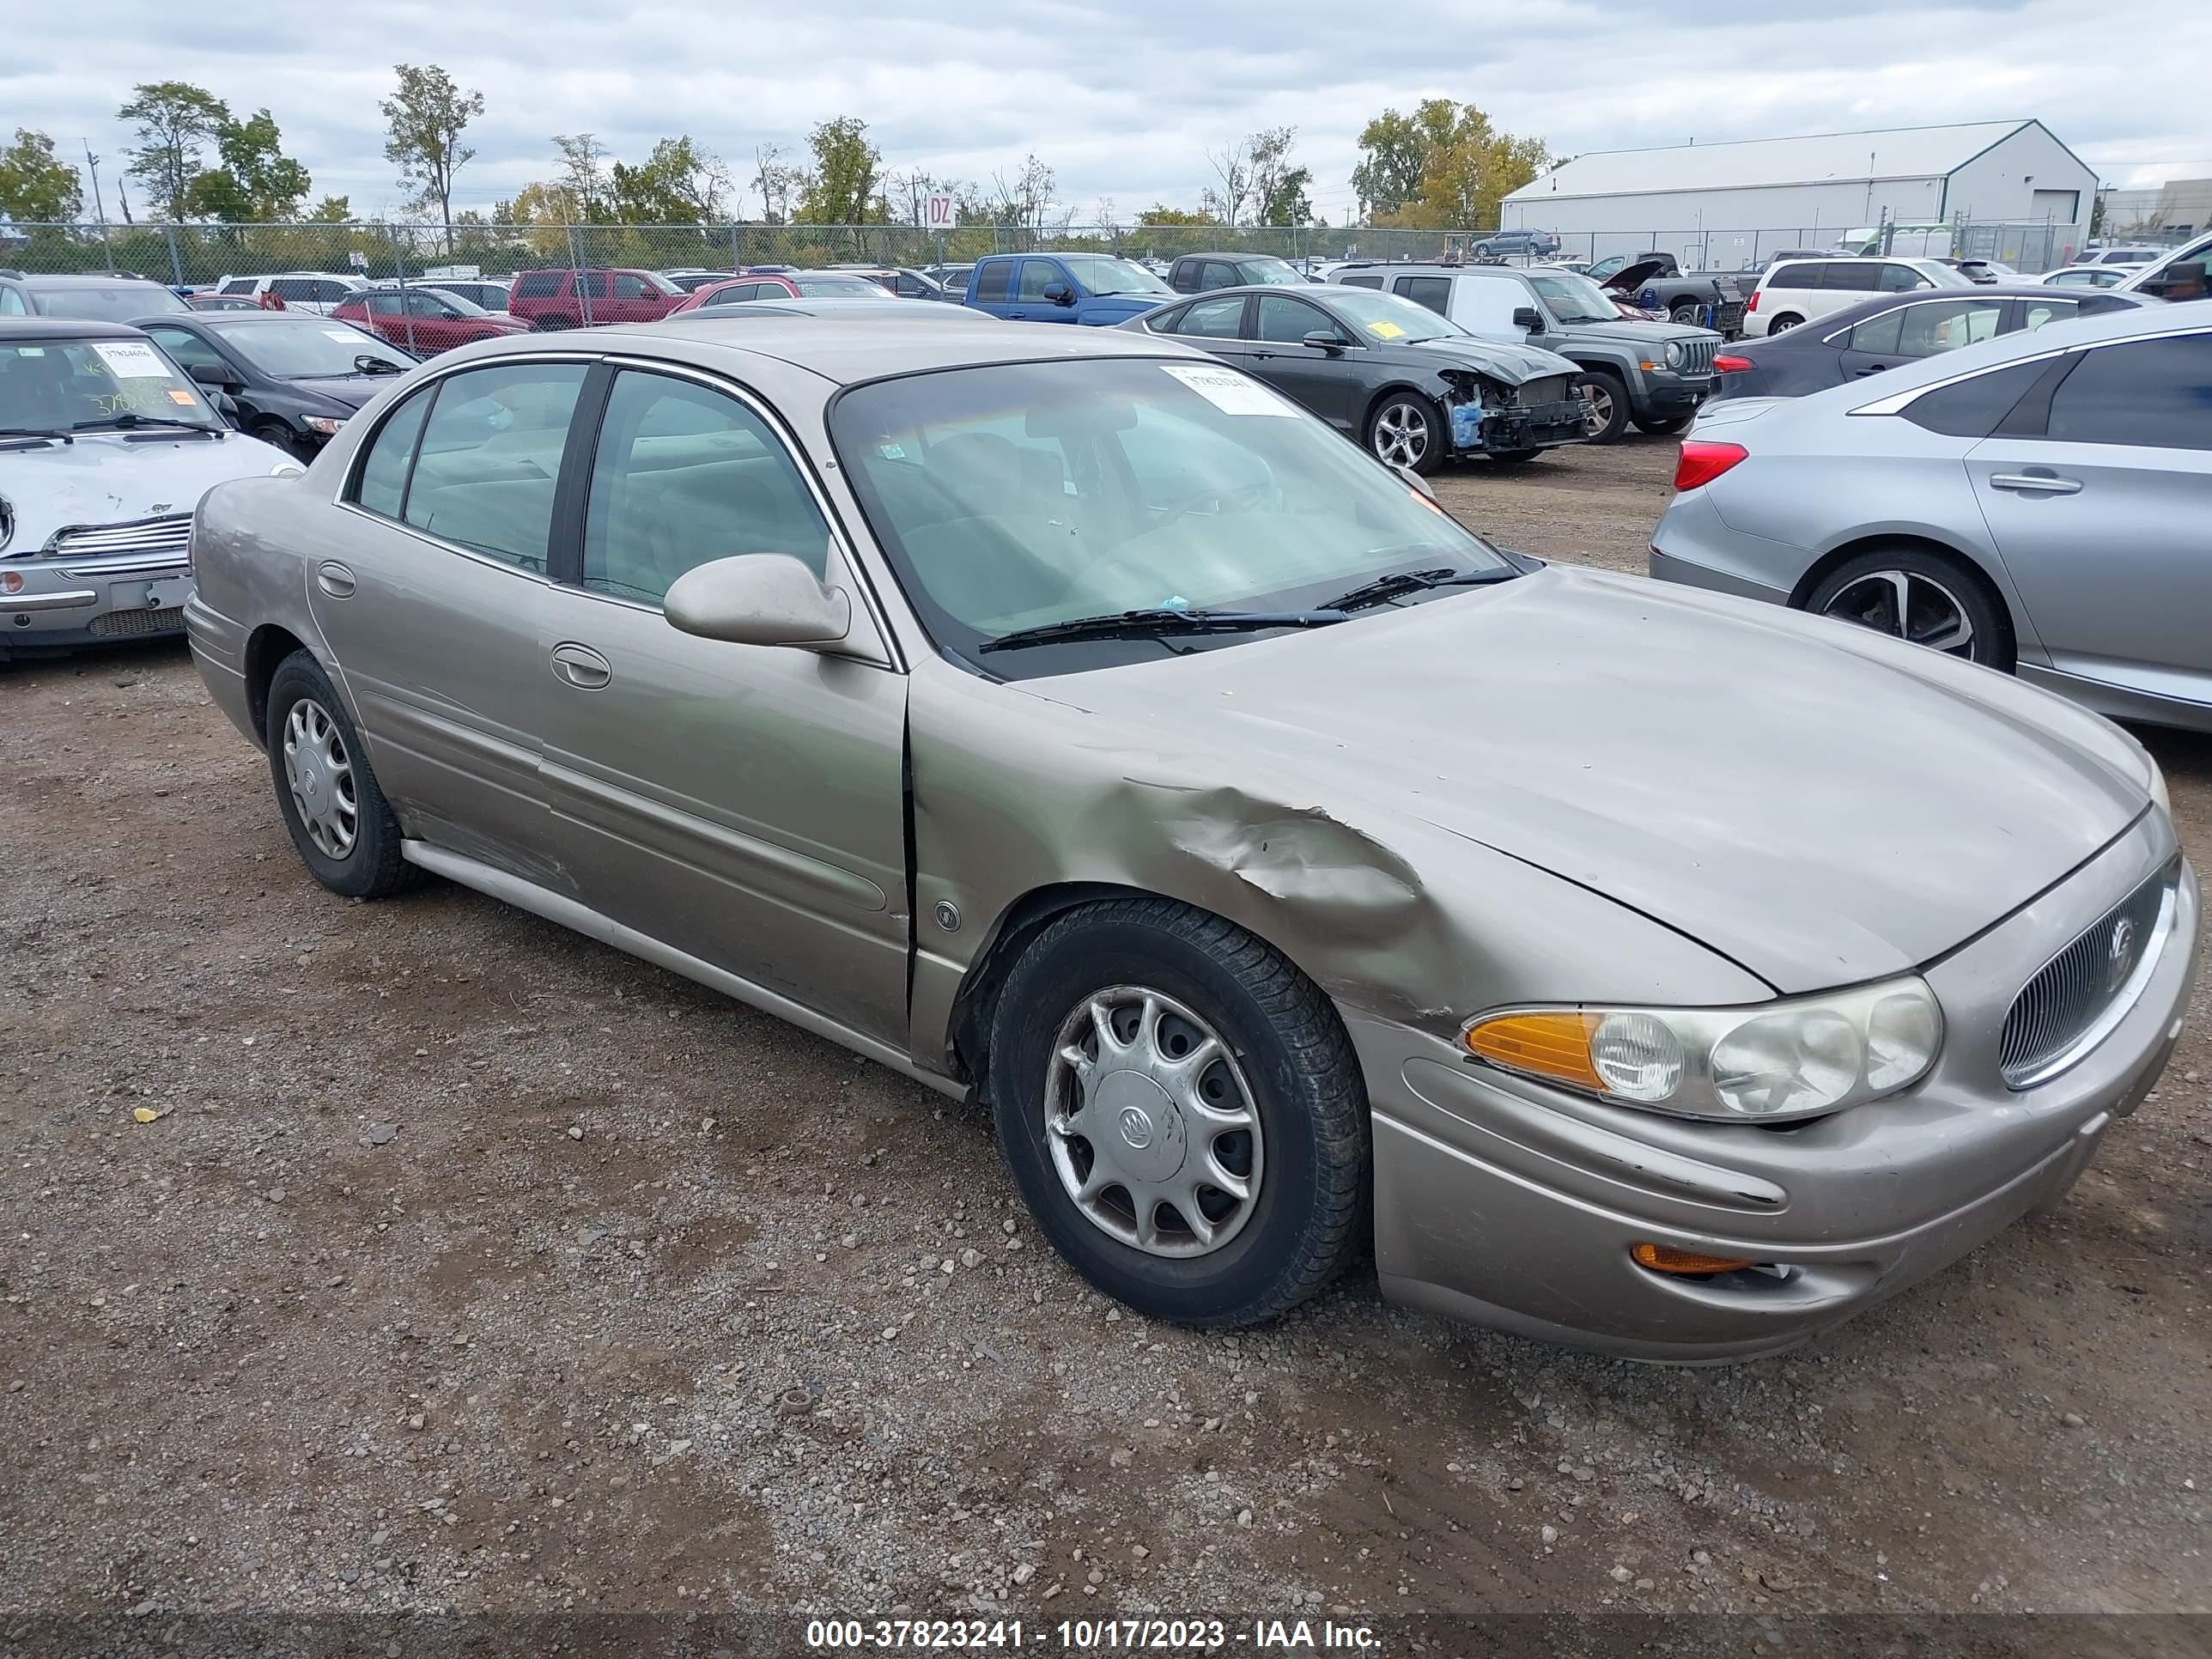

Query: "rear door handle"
<box><xmin>315</xmin><ymin>561</ymin><xmax>356</xmax><ymax>599</ymax></box>
<box><xmin>1989</xmin><ymin>471</ymin><xmax>2083</xmax><ymax>495</ymax></box>
<box><xmin>1852</xmin><ymin>362</ymin><xmax>1888</xmax><ymax>376</ymax></box>
<box><xmin>550</xmin><ymin>641</ymin><xmax>612</xmax><ymax>690</ymax></box>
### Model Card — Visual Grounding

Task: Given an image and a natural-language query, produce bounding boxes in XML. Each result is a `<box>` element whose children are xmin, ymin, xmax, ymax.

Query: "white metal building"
<box><xmin>1501</xmin><ymin>122</ymin><xmax>2098</xmax><ymax>270</ymax></box>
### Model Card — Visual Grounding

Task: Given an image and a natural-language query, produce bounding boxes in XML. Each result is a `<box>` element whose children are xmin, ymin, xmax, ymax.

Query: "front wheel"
<box><xmin>1576</xmin><ymin>371</ymin><xmax>1631</xmax><ymax>444</ymax></box>
<box><xmin>988</xmin><ymin>899</ymin><xmax>1370</xmax><ymax>1328</ymax></box>
<box><xmin>263</xmin><ymin>651</ymin><xmax>422</xmax><ymax>899</ymax></box>
<box><xmin>1802</xmin><ymin>544</ymin><xmax>2014</xmax><ymax>670</ymax></box>
<box><xmin>1366</xmin><ymin>393</ymin><xmax>1444</xmax><ymax>476</ymax></box>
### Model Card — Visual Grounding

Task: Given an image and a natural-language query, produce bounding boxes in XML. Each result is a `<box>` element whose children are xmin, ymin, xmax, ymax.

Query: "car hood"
<box><xmin>1557</xmin><ymin>317</ymin><xmax>1720</xmax><ymax>346</ymax></box>
<box><xmin>1402</xmin><ymin>336</ymin><xmax>1582</xmax><ymax>384</ymax></box>
<box><xmin>0</xmin><ymin>431</ymin><xmax>290</xmax><ymax>551</ymax></box>
<box><xmin>1600</xmin><ymin>258</ymin><xmax>1674</xmax><ymax>292</ymax></box>
<box><xmin>1030</xmin><ymin>565</ymin><xmax>2145</xmax><ymax>993</ymax></box>
<box><xmin>286</xmin><ymin>375</ymin><xmax>397</xmax><ymax>410</ymax></box>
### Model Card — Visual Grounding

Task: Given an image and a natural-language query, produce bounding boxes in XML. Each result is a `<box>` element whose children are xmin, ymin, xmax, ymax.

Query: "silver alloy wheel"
<box><xmin>1042</xmin><ymin>986</ymin><xmax>1264</xmax><ymax>1258</ymax></box>
<box><xmin>282</xmin><ymin>697</ymin><xmax>360</xmax><ymax>860</ymax></box>
<box><xmin>1580</xmin><ymin>380</ymin><xmax>1616</xmax><ymax>437</ymax></box>
<box><xmin>1819</xmin><ymin>569</ymin><xmax>1977</xmax><ymax>657</ymax></box>
<box><xmin>1370</xmin><ymin>400</ymin><xmax>1431</xmax><ymax>469</ymax></box>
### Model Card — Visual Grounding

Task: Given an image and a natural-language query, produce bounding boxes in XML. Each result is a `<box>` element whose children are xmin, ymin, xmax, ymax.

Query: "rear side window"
<box><xmin>1394</xmin><ymin>276</ymin><xmax>1452</xmax><ymax>316</ymax></box>
<box><xmin>972</xmin><ymin>261</ymin><xmax>1012</xmax><ymax>302</ymax></box>
<box><xmin>512</xmin><ymin>272</ymin><xmax>560</xmax><ymax>299</ymax></box>
<box><xmin>1170</xmin><ymin>263</ymin><xmax>1200</xmax><ymax>294</ymax></box>
<box><xmin>1901</xmin><ymin>360</ymin><xmax>2050</xmax><ymax>439</ymax></box>
<box><xmin>2021</xmin><ymin>299</ymin><xmax>2078</xmax><ymax>333</ymax></box>
<box><xmin>400</xmin><ymin>363</ymin><xmax>590</xmax><ymax>570</ymax></box>
<box><xmin>2045</xmin><ymin>336</ymin><xmax>2212</xmax><ymax>452</ymax></box>
<box><xmin>1765</xmin><ymin>264</ymin><xmax>1819</xmax><ymax>289</ymax></box>
<box><xmin>1339</xmin><ymin>274</ymin><xmax>1382</xmax><ymax>290</ymax></box>
<box><xmin>271</xmin><ymin>279</ymin><xmax>315</xmax><ymax>301</ymax></box>
<box><xmin>1826</xmin><ymin>264</ymin><xmax>1883</xmax><ymax>292</ymax></box>
<box><xmin>352</xmin><ymin>386</ymin><xmax>437</xmax><ymax>520</ymax></box>
<box><xmin>1174</xmin><ymin>295</ymin><xmax>1245</xmax><ymax>338</ymax></box>
<box><xmin>705</xmin><ymin>283</ymin><xmax>757</xmax><ymax>306</ymax></box>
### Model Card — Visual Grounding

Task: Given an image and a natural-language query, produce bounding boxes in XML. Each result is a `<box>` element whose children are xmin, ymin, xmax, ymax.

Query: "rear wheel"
<box><xmin>1765</xmin><ymin>312</ymin><xmax>1805</xmax><ymax>334</ymax></box>
<box><xmin>263</xmin><ymin>650</ymin><xmax>422</xmax><ymax>899</ymax></box>
<box><xmin>987</xmin><ymin>898</ymin><xmax>1369</xmax><ymax>1328</ymax></box>
<box><xmin>1575</xmin><ymin>371</ymin><xmax>1631</xmax><ymax>444</ymax></box>
<box><xmin>1366</xmin><ymin>393</ymin><xmax>1444</xmax><ymax>475</ymax></box>
<box><xmin>1802</xmin><ymin>544</ymin><xmax>2014</xmax><ymax>671</ymax></box>
<box><xmin>1668</xmin><ymin>301</ymin><xmax>1703</xmax><ymax>325</ymax></box>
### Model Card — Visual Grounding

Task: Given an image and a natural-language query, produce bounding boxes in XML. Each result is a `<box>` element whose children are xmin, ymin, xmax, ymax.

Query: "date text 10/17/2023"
<box><xmin>804</xmin><ymin>1618</ymin><xmax>1382</xmax><ymax>1650</ymax></box>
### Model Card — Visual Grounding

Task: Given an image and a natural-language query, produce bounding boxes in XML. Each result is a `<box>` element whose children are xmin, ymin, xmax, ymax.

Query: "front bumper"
<box><xmin>1635</xmin><ymin>374</ymin><xmax>1715</xmax><ymax>419</ymax></box>
<box><xmin>0</xmin><ymin>555</ymin><xmax>194</xmax><ymax>657</ymax></box>
<box><xmin>1452</xmin><ymin>397</ymin><xmax>1586</xmax><ymax>454</ymax></box>
<box><xmin>1355</xmin><ymin>817</ymin><xmax>2198</xmax><ymax>1362</ymax></box>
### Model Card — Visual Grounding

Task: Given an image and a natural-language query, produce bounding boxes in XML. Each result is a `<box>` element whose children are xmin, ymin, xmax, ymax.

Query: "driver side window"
<box><xmin>1017</xmin><ymin>261</ymin><xmax>1063</xmax><ymax>303</ymax></box>
<box><xmin>581</xmin><ymin>370</ymin><xmax>832</xmax><ymax>605</ymax></box>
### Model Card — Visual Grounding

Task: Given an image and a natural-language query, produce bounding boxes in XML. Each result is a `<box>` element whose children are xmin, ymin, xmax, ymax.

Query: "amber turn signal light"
<box><xmin>1464</xmin><ymin>1012</ymin><xmax>1606</xmax><ymax>1091</ymax></box>
<box><xmin>1632</xmin><ymin>1242</ymin><xmax>1755</xmax><ymax>1275</ymax></box>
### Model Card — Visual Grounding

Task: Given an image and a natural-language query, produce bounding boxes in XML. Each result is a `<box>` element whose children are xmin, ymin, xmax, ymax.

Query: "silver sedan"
<box><xmin>1651</xmin><ymin>304</ymin><xmax>2212</xmax><ymax>732</ymax></box>
<box><xmin>185</xmin><ymin>314</ymin><xmax>2197</xmax><ymax>1361</ymax></box>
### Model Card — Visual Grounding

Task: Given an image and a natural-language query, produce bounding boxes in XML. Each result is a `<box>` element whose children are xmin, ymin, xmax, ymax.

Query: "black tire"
<box><xmin>263</xmin><ymin>650</ymin><xmax>422</xmax><ymax>899</ymax></box>
<box><xmin>1634</xmin><ymin>415</ymin><xmax>1694</xmax><ymax>436</ymax></box>
<box><xmin>1489</xmin><ymin>447</ymin><xmax>1546</xmax><ymax>465</ymax></box>
<box><xmin>1801</xmin><ymin>544</ymin><xmax>2014</xmax><ymax>671</ymax></box>
<box><xmin>1765</xmin><ymin>312</ymin><xmax>1804</xmax><ymax>335</ymax></box>
<box><xmin>1474</xmin><ymin>242</ymin><xmax>1495</xmax><ymax>259</ymax></box>
<box><xmin>1668</xmin><ymin>301</ymin><xmax>1703</xmax><ymax>326</ymax></box>
<box><xmin>1575</xmin><ymin>370</ymin><xmax>1632</xmax><ymax>444</ymax></box>
<box><xmin>253</xmin><ymin>421</ymin><xmax>316</xmax><ymax>464</ymax></box>
<box><xmin>1364</xmin><ymin>392</ymin><xmax>1445</xmax><ymax>476</ymax></box>
<box><xmin>988</xmin><ymin>898</ymin><xmax>1369</xmax><ymax>1328</ymax></box>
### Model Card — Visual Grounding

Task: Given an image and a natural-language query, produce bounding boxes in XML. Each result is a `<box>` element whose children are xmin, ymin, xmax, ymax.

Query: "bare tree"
<box><xmin>1202</xmin><ymin>140</ymin><xmax>1253</xmax><ymax>228</ymax></box>
<box><xmin>985</xmin><ymin>155</ymin><xmax>1056</xmax><ymax>242</ymax></box>
<box><xmin>752</xmin><ymin>143</ymin><xmax>803</xmax><ymax>224</ymax></box>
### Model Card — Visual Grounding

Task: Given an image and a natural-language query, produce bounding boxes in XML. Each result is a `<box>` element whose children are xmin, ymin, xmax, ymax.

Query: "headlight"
<box><xmin>303</xmin><ymin>416</ymin><xmax>347</xmax><ymax>436</ymax></box>
<box><xmin>1663</xmin><ymin>340</ymin><xmax>1686</xmax><ymax>369</ymax></box>
<box><xmin>1462</xmin><ymin>975</ymin><xmax>1942</xmax><ymax>1123</ymax></box>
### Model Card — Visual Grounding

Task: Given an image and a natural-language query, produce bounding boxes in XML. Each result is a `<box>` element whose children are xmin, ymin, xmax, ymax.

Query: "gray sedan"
<box><xmin>185</xmin><ymin>314</ymin><xmax>2196</xmax><ymax>1361</ymax></box>
<box><xmin>1653</xmin><ymin>305</ymin><xmax>2212</xmax><ymax>732</ymax></box>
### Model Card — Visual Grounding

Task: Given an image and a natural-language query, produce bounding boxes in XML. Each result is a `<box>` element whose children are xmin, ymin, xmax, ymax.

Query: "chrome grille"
<box><xmin>1680</xmin><ymin>337</ymin><xmax>1717</xmax><ymax>376</ymax></box>
<box><xmin>1999</xmin><ymin>866</ymin><xmax>2174</xmax><ymax>1088</ymax></box>
<box><xmin>51</xmin><ymin>514</ymin><xmax>193</xmax><ymax>562</ymax></box>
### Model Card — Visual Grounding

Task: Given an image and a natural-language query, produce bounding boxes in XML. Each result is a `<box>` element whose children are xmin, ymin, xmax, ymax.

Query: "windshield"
<box><xmin>793</xmin><ymin>276</ymin><xmax>896</xmax><ymax>299</ymax></box>
<box><xmin>1322</xmin><ymin>286</ymin><xmax>1466</xmax><ymax>344</ymax></box>
<box><xmin>0</xmin><ymin>337</ymin><xmax>225</xmax><ymax>434</ymax></box>
<box><xmin>831</xmin><ymin>356</ymin><xmax>1511</xmax><ymax>677</ymax></box>
<box><xmin>1523</xmin><ymin>271</ymin><xmax>1618</xmax><ymax>324</ymax></box>
<box><xmin>416</xmin><ymin>288</ymin><xmax>491</xmax><ymax>317</ymax></box>
<box><xmin>1058</xmin><ymin>256</ymin><xmax>1172</xmax><ymax>297</ymax></box>
<box><xmin>208</xmin><ymin>318</ymin><xmax>412</xmax><ymax>378</ymax></box>
<box><xmin>31</xmin><ymin>283</ymin><xmax>189</xmax><ymax>322</ymax></box>
<box><xmin>1240</xmin><ymin>258</ymin><xmax>1307</xmax><ymax>286</ymax></box>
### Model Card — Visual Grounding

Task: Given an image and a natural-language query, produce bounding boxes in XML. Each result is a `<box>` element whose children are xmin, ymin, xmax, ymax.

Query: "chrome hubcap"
<box><xmin>283</xmin><ymin>698</ymin><xmax>359</xmax><ymax>860</ymax></box>
<box><xmin>1043</xmin><ymin>987</ymin><xmax>1263</xmax><ymax>1258</ymax></box>
<box><xmin>1371</xmin><ymin>402</ymin><xmax>1430</xmax><ymax>469</ymax></box>
<box><xmin>1820</xmin><ymin>570</ymin><xmax>1977</xmax><ymax>657</ymax></box>
<box><xmin>1581</xmin><ymin>383</ymin><xmax>1615</xmax><ymax>435</ymax></box>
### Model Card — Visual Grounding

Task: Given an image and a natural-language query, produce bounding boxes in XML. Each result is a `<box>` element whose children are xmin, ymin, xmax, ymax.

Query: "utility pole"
<box><xmin>83</xmin><ymin>142</ymin><xmax>116</xmax><ymax>264</ymax></box>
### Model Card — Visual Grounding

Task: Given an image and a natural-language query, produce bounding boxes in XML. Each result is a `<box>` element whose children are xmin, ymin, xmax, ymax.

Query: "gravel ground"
<box><xmin>3</xmin><ymin>432</ymin><xmax>2208</xmax><ymax>1635</ymax></box>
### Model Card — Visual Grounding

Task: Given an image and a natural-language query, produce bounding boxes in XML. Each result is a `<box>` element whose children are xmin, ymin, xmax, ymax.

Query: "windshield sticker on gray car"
<box><xmin>1161</xmin><ymin>363</ymin><xmax>1296</xmax><ymax>416</ymax></box>
<box><xmin>92</xmin><ymin>341</ymin><xmax>172</xmax><ymax>378</ymax></box>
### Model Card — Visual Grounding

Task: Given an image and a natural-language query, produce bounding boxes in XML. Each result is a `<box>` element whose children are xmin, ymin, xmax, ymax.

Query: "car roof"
<box><xmin>1840</xmin><ymin>295</ymin><xmax>2206</xmax><ymax>407</ymax></box>
<box><xmin>562</xmin><ymin>313</ymin><xmax>1204</xmax><ymax>384</ymax></box>
<box><xmin>1750</xmin><ymin>285</ymin><xmax>2156</xmax><ymax>343</ymax></box>
<box><xmin>1175</xmin><ymin>252</ymin><xmax>1292</xmax><ymax>262</ymax></box>
<box><xmin>659</xmin><ymin>298</ymin><xmax>972</xmax><ymax>321</ymax></box>
<box><xmin>0</xmin><ymin>315</ymin><xmax>149</xmax><ymax>342</ymax></box>
<box><xmin>14</xmin><ymin>272</ymin><xmax>174</xmax><ymax>289</ymax></box>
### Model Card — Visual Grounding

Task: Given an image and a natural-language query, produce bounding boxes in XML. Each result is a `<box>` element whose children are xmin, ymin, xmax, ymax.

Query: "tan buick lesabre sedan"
<box><xmin>184</xmin><ymin>316</ymin><xmax>2197</xmax><ymax>1361</ymax></box>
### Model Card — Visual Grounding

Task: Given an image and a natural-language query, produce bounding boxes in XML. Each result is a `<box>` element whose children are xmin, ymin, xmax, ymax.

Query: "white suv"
<box><xmin>1744</xmin><ymin>258</ymin><xmax>1972</xmax><ymax>337</ymax></box>
<box><xmin>211</xmin><ymin>272</ymin><xmax>369</xmax><ymax>316</ymax></box>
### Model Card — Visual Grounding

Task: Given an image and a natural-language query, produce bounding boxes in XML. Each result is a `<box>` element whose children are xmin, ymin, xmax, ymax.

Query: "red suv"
<box><xmin>507</xmin><ymin>268</ymin><xmax>688</xmax><ymax>330</ymax></box>
<box><xmin>332</xmin><ymin>287</ymin><xmax>527</xmax><ymax>355</ymax></box>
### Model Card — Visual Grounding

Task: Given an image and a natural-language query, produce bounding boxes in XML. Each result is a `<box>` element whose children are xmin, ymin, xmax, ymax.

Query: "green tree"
<box><xmin>794</xmin><ymin>117</ymin><xmax>884</xmax><ymax>225</ymax></box>
<box><xmin>1136</xmin><ymin>204</ymin><xmax>1215</xmax><ymax>226</ymax></box>
<box><xmin>1353</xmin><ymin>99</ymin><xmax>1547</xmax><ymax>227</ymax></box>
<box><xmin>550</xmin><ymin>133</ymin><xmax>610</xmax><ymax>221</ymax></box>
<box><xmin>308</xmin><ymin>194</ymin><xmax>352</xmax><ymax>222</ymax></box>
<box><xmin>381</xmin><ymin>63</ymin><xmax>485</xmax><ymax>245</ymax></box>
<box><xmin>186</xmin><ymin>109</ymin><xmax>311</xmax><ymax>221</ymax></box>
<box><xmin>1249</xmin><ymin>128</ymin><xmax>1313</xmax><ymax>226</ymax></box>
<box><xmin>0</xmin><ymin>128</ymin><xmax>84</xmax><ymax>222</ymax></box>
<box><xmin>608</xmin><ymin>137</ymin><xmax>732</xmax><ymax>223</ymax></box>
<box><xmin>118</xmin><ymin>82</ymin><xmax>230</xmax><ymax>221</ymax></box>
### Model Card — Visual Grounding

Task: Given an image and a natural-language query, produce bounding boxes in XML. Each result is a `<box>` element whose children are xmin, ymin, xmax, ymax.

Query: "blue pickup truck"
<box><xmin>963</xmin><ymin>252</ymin><xmax>1175</xmax><ymax>325</ymax></box>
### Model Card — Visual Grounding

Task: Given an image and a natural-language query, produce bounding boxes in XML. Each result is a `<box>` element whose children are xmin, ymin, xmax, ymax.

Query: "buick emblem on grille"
<box><xmin>2106</xmin><ymin>917</ymin><xmax>2138</xmax><ymax>992</ymax></box>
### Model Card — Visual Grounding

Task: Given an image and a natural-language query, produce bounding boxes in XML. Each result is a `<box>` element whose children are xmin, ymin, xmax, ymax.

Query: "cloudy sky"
<box><xmin>9</xmin><ymin>0</ymin><xmax>2210</xmax><ymax>222</ymax></box>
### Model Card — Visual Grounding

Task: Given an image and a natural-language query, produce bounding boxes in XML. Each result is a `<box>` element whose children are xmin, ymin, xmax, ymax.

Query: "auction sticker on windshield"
<box><xmin>1161</xmin><ymin>363</ymin><xmax>1294</xmax><ymax>416</ymax></box>
<box><xmin>92</xmin><ymin>341</ymin><xmax>172</xmax><ymax>378</ymax></box>
<box><xmin>324</xmin><ymin>329</ymin><xmax>365</xmax><ymax>343</ymax></box>
<box><xmin>1366</xmin><ymin>320</ymin><xmax>1406</xmax><ymax>339</ymax></box>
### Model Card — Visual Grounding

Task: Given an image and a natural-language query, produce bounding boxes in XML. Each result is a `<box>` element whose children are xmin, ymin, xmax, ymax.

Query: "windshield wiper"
<box><xmin>0</xmin><ymin>426</ymin><xmax>72</xmax><ymax>444</ymax></box>
<box><xmin>979</xmin><ymin>606</ymin><xmax>1350</xmax><ymax>654</ymax></box>
<box><xmin>1321</xmin><ymin>564</ymin><xmax>1519</xmax><ymax>612</ymax></box>
<box><xmin>71</xmin><ymin>412</ymin><xmax>220</xmax><ymax>436</ymax></box>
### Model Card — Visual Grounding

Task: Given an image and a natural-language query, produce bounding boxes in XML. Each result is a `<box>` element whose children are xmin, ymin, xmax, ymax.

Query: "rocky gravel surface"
<box><xmin>3</xmin><ymin>434</ymin><xmax>2206</xmax><ymax>1637</ymax></box>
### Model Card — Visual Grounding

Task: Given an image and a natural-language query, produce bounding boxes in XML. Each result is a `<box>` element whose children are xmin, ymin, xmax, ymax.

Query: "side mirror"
<box><xmin>1042</xmin><ymin>281</ymin><xmax>1074</xmax><ymax>306</ymax></box>
<box><xmin>210</xmin><ymin>391</ymin><xmax>240</xmax><ymax>421</ymax></box>
<box><xmin>665</xmin><ymin>554</ymin><xmax>854</xmax><ymax>652</ymax></box>
<box><xmin>1302</xmin><ymin>330</ymin><xmax>1348</xmax><ymax>355</ymax></box>
<box><xmin>189</xmin><ymin>361</ymin><xmax>241</xmax><ymax>390</ymax></box>
<box><xmin>1510</xmin><ymin>306</ymin><xmax>1543</xmax><ymax>331</ymax></box>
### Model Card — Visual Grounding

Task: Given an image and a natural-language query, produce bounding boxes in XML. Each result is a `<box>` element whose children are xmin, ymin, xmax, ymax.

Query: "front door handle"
<box><xmin>550</xmin><ymin>641</ymin><xmax>612</xmax><ymax>690</ymax></box>
<box><xmin>1852</xmin><ymin>362</ymin><xmax>1888</xmax><ymax>376</ymax></box>
<box><xmin>1989</xmin><ymin>471</ymin><xmax>2083</xmax><ymax>495</ymax></box>
<box><xmin>315</xmin><ymin>561</ymin><xmax>356</xmax><ymax>599</ymax></box>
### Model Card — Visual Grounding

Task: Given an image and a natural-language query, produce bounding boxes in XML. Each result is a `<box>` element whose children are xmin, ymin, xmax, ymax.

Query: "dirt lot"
<box><xmin>3</xmin><ymin>432</ymin><xmax>2208</xmax><ymax>1640</ymax></box>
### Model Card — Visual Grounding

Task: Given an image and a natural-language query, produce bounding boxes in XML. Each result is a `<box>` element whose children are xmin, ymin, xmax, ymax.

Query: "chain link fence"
<box><xmin>1537</xmin><ymin>219</ymin><xmax>2087</xmax><ymax>274</ymax></box>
